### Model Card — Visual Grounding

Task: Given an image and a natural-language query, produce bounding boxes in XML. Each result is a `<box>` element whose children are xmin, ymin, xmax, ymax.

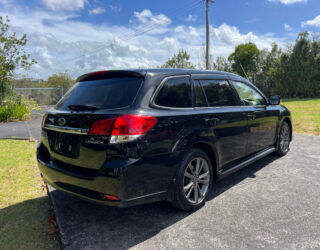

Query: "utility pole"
<box><xmin>206</xmin><ymin>0</ymin><xmax>215</xmax><ymax>70</ymax></box>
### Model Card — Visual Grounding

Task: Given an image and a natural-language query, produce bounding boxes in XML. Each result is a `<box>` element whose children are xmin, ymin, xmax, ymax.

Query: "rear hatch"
<box><xmin>42</xmin><ymin>71</ymin><xmax>144</xmax><ymax>170</ymax></box>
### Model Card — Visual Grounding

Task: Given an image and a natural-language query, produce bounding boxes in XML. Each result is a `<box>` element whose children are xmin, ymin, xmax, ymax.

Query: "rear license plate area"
<box><xmin>48</xmin><ymin>132</ymin><xmax>80</xmax><ymax>158</ymax></box>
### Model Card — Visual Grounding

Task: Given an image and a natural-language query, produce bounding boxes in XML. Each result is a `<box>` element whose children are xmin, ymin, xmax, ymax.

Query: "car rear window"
<box><xmin>55</xmin><ymin>77</ymin><xmax>143</xmax><ymax>110</ymax></box>
<box><xmin>154</xmin><ymin>76</ymin><xmax>191</xmax><ymax>108</ymax></box>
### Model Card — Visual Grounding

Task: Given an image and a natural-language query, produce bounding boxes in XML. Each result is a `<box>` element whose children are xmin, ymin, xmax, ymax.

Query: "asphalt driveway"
<box><xmin>0</xmin><ymin>106</ymin><xmax>49</xmax><ymax>141</ymax></box>
<box><xmin>50</xmin><ymin>134</ymin><xmax>320</xmax><ymax>250</ymax></box>
<box><xmin>1</xmin><ymin>112</ymin><xmax>319</xmax><ymax>249</ymax></box>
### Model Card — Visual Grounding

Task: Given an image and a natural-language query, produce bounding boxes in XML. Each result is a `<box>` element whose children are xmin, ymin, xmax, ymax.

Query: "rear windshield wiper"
<box><xmin>67</xmin><ymin>105</ymin><xmax>100</xmax><ymax>111</ymax></box>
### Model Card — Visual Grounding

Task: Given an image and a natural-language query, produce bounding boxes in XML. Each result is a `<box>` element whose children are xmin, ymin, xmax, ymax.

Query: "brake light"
<box><xmin>88</xmin><ymin>114</ymin><xmax>157</xmax><ymax>144</ymax></box>
<box><xmin>88</xmin><ymin>71</ymin><xmax>108</xmax><ymax>77</ymax></box>
<box><xmin>88</xmin><ymin>118</ymin><xmax>115</xmax><ymax>135</ymax></box>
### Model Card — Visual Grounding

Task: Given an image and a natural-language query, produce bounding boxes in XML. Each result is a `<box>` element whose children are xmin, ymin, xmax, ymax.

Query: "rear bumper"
<box><xmin>37</xmin><ymin>143</ymin><xmax>177</xmax><ymax>207</ymax></box>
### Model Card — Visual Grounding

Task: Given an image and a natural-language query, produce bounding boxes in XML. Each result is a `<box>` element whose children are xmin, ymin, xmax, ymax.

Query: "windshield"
<box><xmin>55</xmin><ymin>77</ymin><xmax>143</xmax><ymax>111</ymax></box>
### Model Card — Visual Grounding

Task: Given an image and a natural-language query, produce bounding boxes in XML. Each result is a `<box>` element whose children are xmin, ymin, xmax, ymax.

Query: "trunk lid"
<box><xmin>42</xmin><ymin>72</ymin><xmax>144</xmax><ymax>170</ymax></box>
<box><xmin>43</xmin><ymin>111</ymin><xmax>125</xmax><ymax>170</ymax></box>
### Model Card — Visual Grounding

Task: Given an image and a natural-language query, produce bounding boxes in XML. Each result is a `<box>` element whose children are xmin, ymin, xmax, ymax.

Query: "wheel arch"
<box><xmin>191</xmin><ymin>142</ymin><xmax>218</xmax><ymax>179</ymax></box>
<box><xmin>283</xmin><ymin>117</ymin><xmax>293</xmax><ymax>141</ymax></box>
<box><xmin>166</xmin><ymin>141</ymin><xmax>218</xmax><ymax>202</ymax></box>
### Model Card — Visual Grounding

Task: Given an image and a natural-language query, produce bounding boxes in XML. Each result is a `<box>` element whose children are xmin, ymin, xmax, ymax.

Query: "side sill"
<box><xmin>217</xmin><ymin>147</ymin><xmax>276</xmax><ymax>179</ymax></box>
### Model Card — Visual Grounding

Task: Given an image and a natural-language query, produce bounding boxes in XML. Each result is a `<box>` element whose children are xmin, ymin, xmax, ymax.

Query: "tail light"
<box><xmin>88</xmin><ymin>114</ymin><xmax>157</xmax><ymax>144</ymax></box>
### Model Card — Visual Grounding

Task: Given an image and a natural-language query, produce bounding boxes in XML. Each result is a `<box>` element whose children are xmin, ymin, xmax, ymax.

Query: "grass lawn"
<box><xmin>0</xmin><ymin>140</ymin><xmax>59</xmax><ymax>250</ymax></box>
<box><xmin>282</xmin><ymin>99</ymin><xmax>320</xmax><ymax>136</ymax></box>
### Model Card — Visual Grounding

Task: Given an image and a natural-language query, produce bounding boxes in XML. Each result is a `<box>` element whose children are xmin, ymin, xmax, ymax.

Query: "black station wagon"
<box><xmin>37</xmin><ymin>69</ymin><xmax>292</xmax><ymax>211</ymax></box>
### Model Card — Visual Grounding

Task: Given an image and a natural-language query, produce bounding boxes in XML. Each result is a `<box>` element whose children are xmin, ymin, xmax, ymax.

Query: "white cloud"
<box><xmin>284</xmin><ymin>24</ymin><xmax>292</xmax><ymax>31</ymax></box>
<box><xmin>185</xmin><ymin>14</ymin><xmax>196</xmax><ymax>22</ymax></box>
<box><xmin>0</xmin><ymin>6</ymin><xmax>287</xmax><ymax>79</ymax></box>
<box><xmin>0</xmin><ymin>0</ymin><xmax>10</xmax><ymax>5</ymax></box>
<box><xmin>42</xmin><ymin>0</ymin><xmax>86</xmax><ymax>11</ymax></box>
<box><xmin>89</xmin><ymin>7</ymin><xmax>105</xmax><ymax>15</ymax></box>
<box><xmin>302</xmin><ymin>15</ymin><xmax>320</xmax><ymax>27</ymax></box>
<box><xmin>174</xmin><ymin>26</ymin><xmax>184</xmax><ymax>33</ymax></box>
<box><xmin>267</xmin><ymin>0</ymin><xmax>307</xmax><ymax>4</ymax></box>
<box><xmin>133</xmin><ymin>9</ymin><xmax>171</xmax><ymax>26</ymax></box>
<box><xmin>212</xmin><ymin>23</ymin><xmax>284</xmax><ymax>56</ymax></box>
<box><xmin>0</xmin><ymin>0</ymin><xmax>13</xmax><ymax>8</ymax></box>
<box><xmin>110</xmin><ymin>5</ymin><xmax>121</xmax><ymax>13</ymax></box>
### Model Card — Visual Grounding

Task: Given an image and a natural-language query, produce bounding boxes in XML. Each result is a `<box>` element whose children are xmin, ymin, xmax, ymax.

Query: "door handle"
<box><xmin>248</xmin><ymin>113</ymin><xmax>256</xmax><ymax>120</ymax></box>
<box><xmin>205</xmin><ymin>117</ymin><xmax>220</xmax><ymax>126</ymax></box>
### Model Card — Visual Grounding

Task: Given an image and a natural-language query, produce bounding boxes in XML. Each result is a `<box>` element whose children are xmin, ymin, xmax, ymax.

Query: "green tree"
<box><xmin>255</xmin><ymin>43</ymin><xmax>282</xmax><ymax>96</ymax></box>
<box><xmin>162</xmin><ymin>49</ymin><xmax>195</xmax><ymax>69</ymax></box>
<box><xmin>0</xmin><ymin>16</ymin><xmax>35</xmax><ymax>104</ymax></box>
<box><xmin>43</xmin><ymin>72</ymin><xmax>75</xmax><ymax>94</ymax></box>
<box><xmin>213</xmin><ymin>56</ymin><xmax>232</xmax><ymax>72</ymax></box>
<box><xmin>273</xmin><ymin>32</ymin><xmax>320</xmax><ymax>98</ymax></box>
<box><xmin>288</xmin><ymin>31</ymin><xmax>319</xmax><ymax>97</ymax></box>
<box><xmin>228</xmin><ymin>43</ymin><xmax>260</xmax><ymax>82</ymax></box>
<box><xmin>12</xmin><ymin>77</ymin><xmax>35</xmax><ymax>88</ymax></box>
<box><xmin>309</xmin><ymin>33</ymin><xmax>320</xmax><ymax>97</ymax></box>
<box><xmin>220</xmin><ymin>32</ymin><xmax>320</xmax><ymax>98</ymax></box>
<box><xmin>12</xmin><ymin>75</ymin><xmax>44</xmax><ymax>88</ymax></box>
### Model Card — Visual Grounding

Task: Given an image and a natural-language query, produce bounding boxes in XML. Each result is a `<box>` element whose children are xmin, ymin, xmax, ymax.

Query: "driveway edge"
<box><xmin>47</xmin><ymin>184</ymin><xmax>68</xmax><ymax>249</ymax></box>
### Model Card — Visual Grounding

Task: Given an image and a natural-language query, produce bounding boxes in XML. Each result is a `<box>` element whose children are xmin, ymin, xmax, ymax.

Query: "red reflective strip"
<box><xmin>103</xmin><ymin>194</ymin><xmax>120</xmax><ymax>201</ymax></box>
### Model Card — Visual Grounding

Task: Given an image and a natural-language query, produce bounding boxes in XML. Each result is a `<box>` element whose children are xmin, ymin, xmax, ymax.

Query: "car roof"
<box><xmin>76</xmin><ymin>68</ymin><xmax>248</xmax><ymax>83</ymax></box>
<box><xmin>133</xmin><ymin>68</ymin><xmax>240</xmax><ymax>78</ymax></box>
<box><xmin>136</xmin><ymin>69</ymin><xmax>249</xmax><ymax>84</ymax></box>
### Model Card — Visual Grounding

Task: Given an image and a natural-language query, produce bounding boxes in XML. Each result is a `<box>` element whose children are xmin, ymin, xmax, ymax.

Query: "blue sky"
<box><xmin>0</xmin><ymin>0</ymin><xmax>319</xmax><ymax>79</ymax></box>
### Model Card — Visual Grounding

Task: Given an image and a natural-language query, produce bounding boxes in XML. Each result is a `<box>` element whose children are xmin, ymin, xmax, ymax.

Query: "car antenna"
<box><xmin>239</xmin><ymin>61</ymin><xmax>248</xmax><ymax>79</ymax></box>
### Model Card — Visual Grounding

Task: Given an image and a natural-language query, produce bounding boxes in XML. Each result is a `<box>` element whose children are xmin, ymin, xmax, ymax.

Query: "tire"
<box><xmin>172</xmin><ymin>149</ymin><xmax>213</xmax><ymax>211</ymax></box>
<box><xmin>275</xmin><ymin>121</ymin><xmax>291</xmax><ymax>156</ymax></box>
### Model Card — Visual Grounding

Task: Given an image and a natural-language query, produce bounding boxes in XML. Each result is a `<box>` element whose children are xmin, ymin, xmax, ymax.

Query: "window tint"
<box><xmin>232</xmin><ymin>81</ymin><xmax>266</xmax><ymax>106</ymax></box>
<box><xmin>55</xmin><ymin>77</ymin><xmax>142</xmax><ymax>110</ymax></box>
<box><xmin>155</xmin><ymin>76</ymin><xmax>191</xmax><ymax>108</ymax></box>
<box><xmin>194</xmin><ymin>80</ymin><xmax>207</xmax><ymax>107</ymax></box>
<box><xmin>200</xmin><ymin>80</ymin><xmax>236</xmax><ymax>107</ymax></box>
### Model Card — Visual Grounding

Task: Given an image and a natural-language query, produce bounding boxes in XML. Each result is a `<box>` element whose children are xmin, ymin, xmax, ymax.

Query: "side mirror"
<box><xmin>269</xmin><ymin>95</ymin><xmax>280</xmax><ymax>105</ymax></box>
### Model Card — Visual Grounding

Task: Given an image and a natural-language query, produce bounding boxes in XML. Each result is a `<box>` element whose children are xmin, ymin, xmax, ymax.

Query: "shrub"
<box><xmin>0</xmin><ymin>94</ymin><xmax>40</xmax><ymax>122</ymax></box>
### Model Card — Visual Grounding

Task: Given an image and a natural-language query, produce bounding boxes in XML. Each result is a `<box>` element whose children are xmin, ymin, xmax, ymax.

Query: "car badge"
<box><xmin>57</xmin><ymin>117</ymin><xmax>66</xmax><ymax>126</ymax></box>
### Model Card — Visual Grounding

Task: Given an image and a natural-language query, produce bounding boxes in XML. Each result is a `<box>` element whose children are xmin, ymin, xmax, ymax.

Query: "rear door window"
<box><xmin>200</xmin><ymin>79</ymin><xmax>236</xmax><ymax>107</ymax></box>
<box><xmin>194</xmin><ymin>80</ymin><xmax>208</xmax><ymax>107</ymax></box>
<box><xmin>55</xmin><ymin>77</ymin><xmax>143</xmax><ymax>110</ymax></box>
<box><xmin>155</xmin><ymin>76</ymin><xmax>192</xmax><ymax>108</ymax></box>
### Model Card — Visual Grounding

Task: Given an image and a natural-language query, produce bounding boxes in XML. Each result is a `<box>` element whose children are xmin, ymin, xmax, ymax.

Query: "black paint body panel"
<box><xmin>37</xmin><ymin>69</ymin><xmax>292</xmax><ymax>207</ymax></box>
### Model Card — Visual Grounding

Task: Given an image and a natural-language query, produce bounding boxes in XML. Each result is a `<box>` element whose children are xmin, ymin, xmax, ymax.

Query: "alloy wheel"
<box><xmin>280</xmin><ymin>123</ymin><xmax>290</xmax><ymax>153</ymax></box>
<box><xmin>183</xmin><ymin>157</ymin><xmax>210</xmax><ymax>204</ymax></box>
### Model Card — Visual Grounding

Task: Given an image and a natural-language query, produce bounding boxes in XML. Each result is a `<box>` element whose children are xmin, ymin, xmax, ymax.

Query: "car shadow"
<box><xmin>49</xmin><ymin>154</ymin><xmax>280</xmax><ymax>249</ymax></box>
<box><xmin>0</xmin><ymin>196</ymin><xmax>60</xmax><ymax>249</ymax></box>
<box><xmin>208</xmin><ymin>154</ymin><xmax>279</xmax><ymax>201</ymax></box>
